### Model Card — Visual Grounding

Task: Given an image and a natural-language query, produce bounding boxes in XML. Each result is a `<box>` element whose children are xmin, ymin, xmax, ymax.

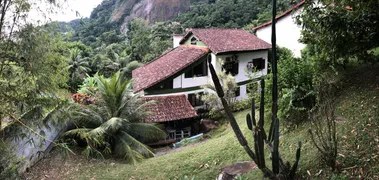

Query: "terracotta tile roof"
<box><xmin>143</xmin><ymin>95</ymin><xmax>198</xmax><ymax>123</ymax></box>
<box><xmin>180</xmin><ymin>28</ymin><xmax>271</xmax><ymax>54</ymax></box>
<box><xmin>132</xmin><ymin>45</ymin><xmax>209</xmax><ymax>92</ymax></box>
<box><xmin>253</xmin><ymin>1</ymin><xmax>305</xmax><ymax>31</ymax></box>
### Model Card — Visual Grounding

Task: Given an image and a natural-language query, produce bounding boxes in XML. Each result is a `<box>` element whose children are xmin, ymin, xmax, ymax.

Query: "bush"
<box><xmin>308</xmin><ymin>83</ymin><xmax>339</xmax><ymax>171</ymax></box>
<box><xmin>263</xmin><ymin>47</ymin><xmax>316</xmax><ymax>124</ymax></box>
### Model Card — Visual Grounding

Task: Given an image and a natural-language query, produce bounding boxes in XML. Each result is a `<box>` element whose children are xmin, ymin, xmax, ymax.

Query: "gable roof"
<box><xmin>132</xmin><ymin>45</ymin><xmax>209</xmax><ymax>92</ymax></box>
<box><xmin>143</xmin><ymin>95</ymin><xmax>198</xmax><ymax>123</ymax></box>
<box><xmin>179</xmin><ymin>28</ymin><xmax>272</xmax><ymax>54</ymax></box>
<box><xmin>253</xmin><ymin>1</ymin><xmax>305</xmax><ymax>31</ymax></box>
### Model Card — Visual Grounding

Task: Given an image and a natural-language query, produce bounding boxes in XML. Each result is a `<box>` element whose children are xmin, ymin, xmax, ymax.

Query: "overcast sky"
<box><xmin>53</xmin><ymin>0</ymin><xmax>103</xmax><ymax>21</ymax></box>
<box><xmin>29</xmin><ymin>0</ymin><xmax>103</xmax><ymax>23</ymax></box>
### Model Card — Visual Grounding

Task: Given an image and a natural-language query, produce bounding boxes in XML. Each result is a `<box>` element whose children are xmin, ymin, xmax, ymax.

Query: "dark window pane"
<box><xmin>188</xmin><ymin>93</ymin><xmax>204</xmax><ymax>106</ymax></box>
<box><xmin>222</xmin><ymin>56</ymin><xmax>239</xmax><ymax>76</ymax></box>
<box><xmin>252</xmin><ymin>58</ymin><xmax>265</xmax><ymax>70</ymax></box>
<box><xmin>191</xmin><ymin>37</ymin><xmax>197</xmax><ymax>45</ymax></box>
<box><xmin>235</xmin><ymin>87</ymin><xmax>240</xmax><ymax>97</ymax></box>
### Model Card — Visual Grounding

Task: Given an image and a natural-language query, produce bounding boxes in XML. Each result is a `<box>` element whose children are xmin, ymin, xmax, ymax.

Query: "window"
<box><xmin>188</xmin><ymin>93</ymin><xmax>204</xmax><ymax>107</ymax></box>
<box><xmin>222</xmin><ymin>56</ymin><xmax>239</xmax><ymax>76</ymax></box>
<box><xmin>249</xmin><ymin>58</ymin><xmax>265</xmax><ymax>71</ymax></box>
<box><xmin>185</xmin><ymin>60</ymin><xmax>208</xmax><ymax>78</ymax></box>
<box><xmin>190</xmin><ymin>37</ymin><xmax>197</xmax><ymax>45</ymax></box>
<box><xmin>234</xmin><ymin>87</ymin><xmax>240</xmax><ymax>97</ymax></box>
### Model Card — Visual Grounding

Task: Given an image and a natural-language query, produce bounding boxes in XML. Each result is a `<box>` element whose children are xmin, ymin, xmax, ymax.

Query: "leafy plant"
<box><xmin>63</xmin><ymin>72</ymin><xmax>166</xmax><ymax>163</ymax></box>
<box><xmin>201</xmin><ymin>71</ymin><xmax>238</xmax><ymax>118</ymax></box>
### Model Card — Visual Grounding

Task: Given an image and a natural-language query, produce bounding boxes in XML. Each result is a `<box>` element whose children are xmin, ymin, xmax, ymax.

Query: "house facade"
<box><xmin>253</xmin><ymin>1</ymin><xmax>305</xmax><ymax>57</ymax></box>
<box><xmin>132</xmin><ymin>28</ymin><xmax>271</xmax><ymax>142</ymax></box>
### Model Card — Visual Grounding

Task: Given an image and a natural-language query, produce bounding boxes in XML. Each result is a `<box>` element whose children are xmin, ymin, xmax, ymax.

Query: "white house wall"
<box><xmin>255</xmin><ymin>9</ymin><xmax>305</xmax><ymax>57</ymax></box>
<box><xmin>216</xmin><ymin>51</ymin><xmax>268</xmax><ymax>83</ymax></box>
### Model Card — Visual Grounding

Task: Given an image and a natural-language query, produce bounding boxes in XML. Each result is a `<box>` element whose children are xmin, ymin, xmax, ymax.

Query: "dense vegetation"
<box><xmin>1</xmin><ymin>0</ymin><xmax>379</xmax><ymax>179</ymax></box>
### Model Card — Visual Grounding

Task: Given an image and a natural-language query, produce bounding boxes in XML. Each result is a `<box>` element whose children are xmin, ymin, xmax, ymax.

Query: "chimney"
<box><xmin>173</xmin><ymin>34</ymin><xmax>184</xmax><ymax>48</ymax></box>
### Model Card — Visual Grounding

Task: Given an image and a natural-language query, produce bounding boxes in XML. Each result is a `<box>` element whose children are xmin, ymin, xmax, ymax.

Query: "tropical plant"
<box><xmin>67</xmin><ymin>48</ymin><xmax>91</xmax><ymax>79</ymax></box>
<box><xmin>63</xmin><ymin>72</ymin><xmax>166</xmax><ymax>163</ymax></box>
<box><xmin>201</xmin><ymin>71</ymin><xmax>238</xmax><ymax>111</ymax></box>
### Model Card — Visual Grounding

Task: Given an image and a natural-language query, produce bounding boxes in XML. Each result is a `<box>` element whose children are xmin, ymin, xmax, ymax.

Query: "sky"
<box><xmin>53</xmin><ymin>0</ymin><xmax>103</xmax><ymax>22</ymax></box>
<box><xmin>29</xmin><ymin>0</ymin><xmax>103</xmax><ymax>23</ymax></box>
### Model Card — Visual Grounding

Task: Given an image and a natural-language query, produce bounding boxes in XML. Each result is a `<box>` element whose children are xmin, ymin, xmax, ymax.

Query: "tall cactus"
<box><xmin>209</xmin><ymin>60</ymin><xmax>301</xmax><ymax>179</ymax></box>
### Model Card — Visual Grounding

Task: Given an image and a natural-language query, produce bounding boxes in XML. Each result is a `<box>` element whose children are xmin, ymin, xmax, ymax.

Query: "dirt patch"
<box><xmin>23</xmin><ymin>149</ymin><xmax>116</xmax><ymax>180</ymax></box>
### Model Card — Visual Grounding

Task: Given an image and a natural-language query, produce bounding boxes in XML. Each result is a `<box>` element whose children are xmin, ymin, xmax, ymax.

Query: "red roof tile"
<box><xmin>132</xmin><ymin>45</ymin><xmax>209</xmax><ymax>92</ymax></box>
<box><xmin>180</xmin><ymin>28</ymin><xmax>271</xmax><ymax>54</ymax></box>
<box><xmin>253</xmin><ymin>1</ymin><xmax>305</xmax><ymax>31</ymax></box>
<box><xmin>143</xmin><ymin>95</ymin><xmax>198</xmax><ymax>123</ymax></box>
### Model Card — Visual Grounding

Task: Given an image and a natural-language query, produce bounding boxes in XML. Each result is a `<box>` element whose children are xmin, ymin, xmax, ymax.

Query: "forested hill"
<box><xmin>66</xmin><ymin>0</ymin><xmax>297</xmax><ymax>48</ymax></box>
<box><xmin>58</xmin><ymin>0</ymin><xmax>298</xmax><ymax>90</ymax></box>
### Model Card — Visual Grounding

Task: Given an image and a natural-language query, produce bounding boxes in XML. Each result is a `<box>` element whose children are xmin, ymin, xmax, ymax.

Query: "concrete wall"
<box><xmin>255</xmin><ymin>8</ymin><xmax>305</xmax><ymax>57</ymax></box>
<box><xmin>1</xmin><ymin>120</ymin><xmax>67</xmax><ymax>175</ymax></box>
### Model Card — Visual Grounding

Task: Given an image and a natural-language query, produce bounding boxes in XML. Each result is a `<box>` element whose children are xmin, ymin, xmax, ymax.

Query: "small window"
<box><xmin>190</xmin><ymin>37</ymin><xmax>197</xmax><ymax>45</ymax></box>
<box><xmin>234</xmin><ymin>87</ymin><xmax>240</xmax><ymax>97</ymax></box>
<box><xmin>222</xmin><ymin>56</ymin><xmax>239</xmax><ymax>76</ymax></box>
<box><xmin>188</xmin><ymin>93</ymin><xmax>204</xmax><ymax>107</ymax></box>
<box><xmin>185</xmin><ymin>60</ymin><xmax>208</xmax><ymax>78</ymax></box>
<box><xmin>252</xmin><ymin>58</ymin><xmax>265</xmax><ymax>70</ymax></box>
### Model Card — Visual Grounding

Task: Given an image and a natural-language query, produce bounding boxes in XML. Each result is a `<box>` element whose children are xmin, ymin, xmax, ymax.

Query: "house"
<box><xmin>132</xmin><ymin>28</ymin><xmax>271</xmax><ymax>142</ymax></box>
<box><xmin>253</xmin><ymin>1</ymin><xmax>305</xmax><ymax>57</ymax></box>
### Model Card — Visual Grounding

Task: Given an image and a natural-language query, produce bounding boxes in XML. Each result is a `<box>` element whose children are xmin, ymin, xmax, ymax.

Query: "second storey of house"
<box><xmin>132</xmin><ymin>28</ymin><xmax>271</xmax><ymax>103</ymax></box>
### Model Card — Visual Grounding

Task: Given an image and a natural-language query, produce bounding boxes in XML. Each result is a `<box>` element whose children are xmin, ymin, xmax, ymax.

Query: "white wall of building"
<box><xmin>255</xmin><ymin>9</ymin><xmax>305</xmax><ymax>57</ymax></box>
<box><xmin>216</xmin><ymin>51</ymin><xmax>268</xmax><ymax>83</ymax></box>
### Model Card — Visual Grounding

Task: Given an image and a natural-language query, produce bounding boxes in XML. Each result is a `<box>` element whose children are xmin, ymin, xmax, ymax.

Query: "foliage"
<box><xmin>201</xmin><ymin>71</ymin><xmax>238</xmax><ymax>118</ymax></box>
<box><xmin>77</xmin><ymin>74</ymin><xmax>98</xmax><ymax>96</ymax></box>
<box><xmin>175</xmin><ymin>0</ymin><xmax>297</xmax><ymax>29</ymax></box>
<box><xmin>0</xmin><ymin>24</ymin><xmax>68</xmax><ymax>117</ymax></box>
<box><xmin>0</xmin><ymin>140</ymin><xmax>20</xmax><ymax>179</ymax></box>
<box><xmin>263</xmin><ymin>47</ymin><xmax>316</xmax><ymax>123</ymax></box>
<box><xmin>299</xmin><ymin>0</ymin><xmax>379</xmax><ymax>67</ymax></box>
<box><xmin>63</xmin><ymin>72</ymin><xmax>166</xmax><ymax>163</ymax></box>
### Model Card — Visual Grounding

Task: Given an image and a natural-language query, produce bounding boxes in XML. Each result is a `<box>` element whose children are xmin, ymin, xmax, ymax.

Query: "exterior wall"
<box><xmin>144</xmin><ymin>50</ymin><xmax>268</xmax><ymax>104</ymax></box>
<box><xmin>255</xmin><ymin>8</ymin><xmax>305</xmax><ymax>57</ymax></box>
<box><xmin>236</xmin><ymin>84</ymin><xmax>248</xmax><ymax>101</ymax></box>
<box><xmin>173</xmin><ymin>35</ymin><xmax>184</xmax><ymax>48</ymax></box>
<box><xmin>182</xmin><ymin>34</ymin><xmax>207</xmax><ymax>47</ymax></box>
<box><xmin>215</xmin><ymin>50</ymin><xmax>268</xmax><ymax>83</ymax></box>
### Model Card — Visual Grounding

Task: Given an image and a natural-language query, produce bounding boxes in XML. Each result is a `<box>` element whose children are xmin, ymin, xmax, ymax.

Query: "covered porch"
<box><xmin>142</xmin><ymin>94</ymin><xmax>201</xmax><ymax>146</ymax></box>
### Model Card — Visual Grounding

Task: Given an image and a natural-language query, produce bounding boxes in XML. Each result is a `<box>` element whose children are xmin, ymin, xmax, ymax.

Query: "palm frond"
<box><xmin>89</xmin><ymin>117</ymin><xmax>128</xmax><ymax>137</ymax></box>
<box><xmin>127</xmin><ymin>123</ymin><xmax>166</xmax><ymax>143</ymax></box>
<box><xmin>114</xmin><ymin>131</ymin><xmax>155</xmax><ymax>163</ymax></box>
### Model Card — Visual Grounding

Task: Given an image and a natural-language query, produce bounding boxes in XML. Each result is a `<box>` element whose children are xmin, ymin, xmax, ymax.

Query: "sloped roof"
<box><xmin>179</xmin><ymin>28</ymin><xmax>272</xmax><ymax>54</ymax></box>
<box><xmin>143</xmin><ymin>95</ymin><xmax>198</xmax><ymax>123</ymax></box>
<box><xmin>132</xmin><ymin>45</ymin><xmax>209</xmax><ymax>92</ymax></box>
<box><xmin>253</xmin><ymin>1</ymin><xmax>305</xmax><ymax>31</ymax></box>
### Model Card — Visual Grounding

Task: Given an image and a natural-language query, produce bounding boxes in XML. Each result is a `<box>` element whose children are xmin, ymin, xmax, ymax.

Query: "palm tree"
<box><xmin>67</xmin><ymin>48</ymin><xmax>91</xmax><ymax>79</ymax></box>
<box><xmin>64</xmin><ymin>72</ymin><xmax>166</xmax><ymax>163</ymax></box>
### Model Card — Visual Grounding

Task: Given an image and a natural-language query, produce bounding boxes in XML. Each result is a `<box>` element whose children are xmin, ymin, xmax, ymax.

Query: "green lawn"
<box><xmin>56</xmin><ymin>66</ymin><xmax>378</xmax><ymax>179</ymax></box>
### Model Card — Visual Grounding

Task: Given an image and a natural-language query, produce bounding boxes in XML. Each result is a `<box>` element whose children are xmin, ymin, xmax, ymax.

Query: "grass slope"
<box><xmin>27</xmin><ymin>66</ymin><xmax>379</xmax><ymax>180</ymax></box>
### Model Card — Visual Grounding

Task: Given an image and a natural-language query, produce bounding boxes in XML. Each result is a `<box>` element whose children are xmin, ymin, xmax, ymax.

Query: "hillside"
<box><xmin>24</xmin><ymin>66</ymin><xmax>379</xmax><ymax>179</ymax></box>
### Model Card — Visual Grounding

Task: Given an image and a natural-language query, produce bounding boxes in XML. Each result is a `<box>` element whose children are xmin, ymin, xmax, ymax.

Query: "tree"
<box><xmin>67</xmin><ymin>48</ymin><xmax>91</xmax><ymax>79</ymax></box>
<box><xmin>63</xmin><ymin>72</ymin><xmax>166</xmax><ymax>163</ymax></box>
<box><xmin>299</xmin><ymin>0</ymin><xmax>379</xmax><ymax>67</ymax></box>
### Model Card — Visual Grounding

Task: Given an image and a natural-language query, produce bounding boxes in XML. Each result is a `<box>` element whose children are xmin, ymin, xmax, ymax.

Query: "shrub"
<box><xmin>308</xmin><ymin>83</ymin><xmax>338</xmax><ymax>171</ymax></box>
